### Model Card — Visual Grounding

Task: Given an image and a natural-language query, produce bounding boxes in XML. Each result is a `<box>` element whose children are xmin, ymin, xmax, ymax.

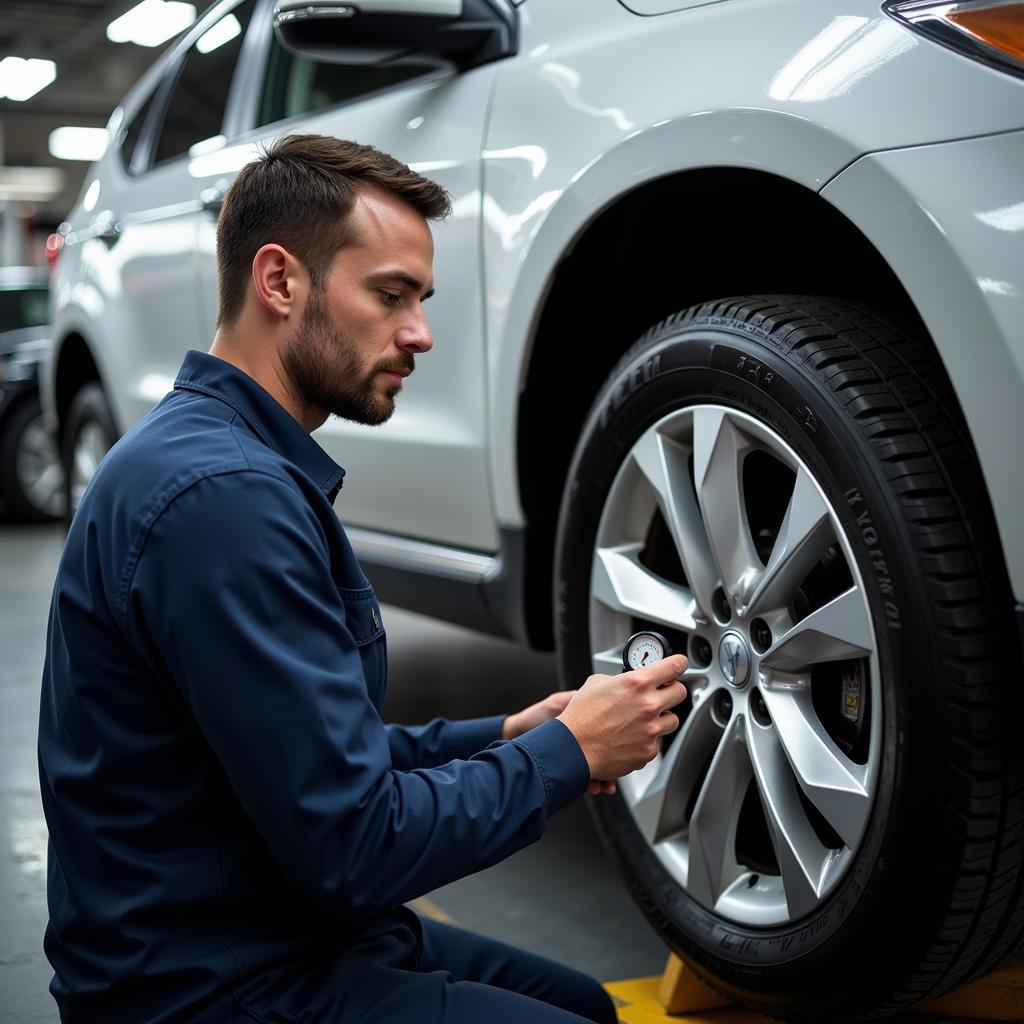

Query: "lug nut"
<box><xmin>712</xmin><ymin>587</ymin><xmax>732</xmax><ymax>624</ymax></box>
<box><xmin>752</xmin><ymin>690</ymin><xmax>771</xmax><ymax>726</ymax></box>
<box><xmin>716</xmin><ymin>690</ymin><xmax>733</xmax><ymax>720</ymax></box>
<box><xmin>751</xmin><ymin>618</ymin><xmax>772</xmax><ymax>654</ymax></box>
<box><xmin>691</xmin><ymin>636</ymin><xmax>712</xmax><ymax>667</ymax></box>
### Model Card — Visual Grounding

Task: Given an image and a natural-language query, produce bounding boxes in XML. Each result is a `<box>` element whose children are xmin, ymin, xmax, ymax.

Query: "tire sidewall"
<box><xmin>62</xmin><ymin>382</ymin><xmax>116</xmax><ymax>526</ymax></box>
<box><xmin>555</xmin><ymin>315</ymin><xmax>949</xmax><ymax>1004</ymax></box>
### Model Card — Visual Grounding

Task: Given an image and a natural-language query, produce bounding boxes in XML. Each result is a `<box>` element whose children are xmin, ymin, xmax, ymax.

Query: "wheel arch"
<box><xmin>514</xmin><ymin>166</ymin><xmax>946</xmax><ymax>650</ymax></box>
<box><xmin>53</xmin><ymin>333</ymin><xmax>106</xmax><ymax>442</ymax></box>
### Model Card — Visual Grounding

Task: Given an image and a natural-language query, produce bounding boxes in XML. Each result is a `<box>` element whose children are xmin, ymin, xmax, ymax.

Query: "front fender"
<box><xmin>485</xmin><ymin>108</ymin><xmax>860</xmax><ymax>525</ymax></box>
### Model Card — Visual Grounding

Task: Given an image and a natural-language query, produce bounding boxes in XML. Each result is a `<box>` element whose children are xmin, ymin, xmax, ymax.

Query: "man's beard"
<box><xmin>282</xmin><ymin>290</ymin><xmax>414</xmax><ymax>426</ymax></box>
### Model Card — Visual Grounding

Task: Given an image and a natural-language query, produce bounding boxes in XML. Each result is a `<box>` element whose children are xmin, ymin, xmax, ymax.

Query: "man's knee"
<box><xmin>560</xmin><ymin>968</ymin><xmax>617</xmax><ymax>1024</ymax></box>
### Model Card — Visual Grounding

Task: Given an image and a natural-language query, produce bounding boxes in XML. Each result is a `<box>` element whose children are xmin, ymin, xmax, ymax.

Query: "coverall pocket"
<box><xmin>339</xmin><ymin>585</ymin><xmax>388</xmax><ymax>708</ymax></box>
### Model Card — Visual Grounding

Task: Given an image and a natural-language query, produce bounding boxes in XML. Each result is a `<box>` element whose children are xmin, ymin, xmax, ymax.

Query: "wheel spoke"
<box><xmin>759</xmin><ymin>687</ymin><xmax>870</xmax><ymax>849</ymax></box>
<box><xmin>632</xmin><ymin>427</ymin><xmax>719</xmax><ymax>613</ymax></box>
<box><xmin>592</xmin><ymin>646</ymin><xmax>624</xmax><ymax>675</ymax></box>
<box><xmin>744</xmin><ymin>466</ymin><xmax>834</xmax><ymax>617</ymax></box>
<box><xmin>592</xmin><ymin>543</ymin><xmax>698</xmax><ymax>631</ymax></box>
<box><xmin>73</xmin><ymin>443</ymin><xmax>96</xmax><ymax>482</ymax></box>
<box><xmin>761</xmin><ymin>587</ymin><xmax>873</xmax><ymax>672</ymax></box>
<box><xmin>687</xmin><ymin>714</ymin><xmax>750</xmax><ymax>909</ymax></box>
<box><xmin>21</xmin><ymin>421</ymin><xmax>53</xmax><ymax>456</ymax></box>
<box><xmin>85</xmin><ymin>424</ymin><xmax>109</xmax><ymax>465</ymax></box>
<box><xmin>25</xmin><ymin>464</ymin><xmax>62</xmax><ymax>508</ymax></box>
<box><xmin>745</xmin><ymin>716</ymin><xmax>830</xmax><ymax>919</ymax></box>
<box><xmin>631</xmin><ymin>694</ymin><xmax>722</xmax><ymax>844</ymax></box>
<box><xmin>691</xmin><ymin>409</ymin><xmax>760</xmax><ymax>601</ymax></box>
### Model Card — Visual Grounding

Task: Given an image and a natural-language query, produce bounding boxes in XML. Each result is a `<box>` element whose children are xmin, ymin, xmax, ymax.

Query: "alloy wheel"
<box><xmin>69</xmin><ymin>421</ymin><xmax>110</xmax><ymax>515</ymax></box>
<box><xmin>14</xmin><ymin>411</ymin><xmax>64</xmax><ymax>519</ymax></box>
<box><xmin>588</xmin><ymin>404</ymin><xmax>879</xmax><ymax>927</ymax></box>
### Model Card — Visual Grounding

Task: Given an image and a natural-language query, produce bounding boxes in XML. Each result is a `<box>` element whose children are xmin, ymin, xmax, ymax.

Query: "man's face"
<box><xmin>283</xmin><ymin>186</ymin><xmax>435</xmax><ymax>426</ymax></box>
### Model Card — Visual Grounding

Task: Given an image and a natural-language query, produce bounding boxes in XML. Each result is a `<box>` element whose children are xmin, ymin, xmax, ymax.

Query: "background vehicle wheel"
<box><xmin>0</xmin><ymin>395</ymin><xmax>64</xmax><ymax>522</ymax></box>
<box><xmin>62</xmin><ymin>382</ymin><xmax>116</xmax><ymax>524</ymax></box>
<box><xmin>555</xmin><ymin>296</ymin><xmax>1024</xmax><ymax>1021</ymax></box>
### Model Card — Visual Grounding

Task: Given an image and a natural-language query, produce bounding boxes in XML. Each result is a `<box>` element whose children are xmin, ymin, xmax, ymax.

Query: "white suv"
<box><xmin>46</xmin><ymin>1</ymin><xmax>1024</xmax><ymax>1018</ymax></box>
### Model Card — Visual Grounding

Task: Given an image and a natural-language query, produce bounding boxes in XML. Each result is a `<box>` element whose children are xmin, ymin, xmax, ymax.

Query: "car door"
<box><xmin>108</xmin><ymin>0</ymin><xmax>257</xmax><ymax>427</ymax></box>
<box><xmin>191</xmin><ymin>2</ymin><xmax>505</xmax><ymax>552</ymax></box>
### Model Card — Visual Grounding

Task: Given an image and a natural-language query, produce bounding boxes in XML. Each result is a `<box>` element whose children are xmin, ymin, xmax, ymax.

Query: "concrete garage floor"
<box><xmin>0</xmin><ymin>523</ymin><xmax>668</xmax><ymax>1022</ymax></box>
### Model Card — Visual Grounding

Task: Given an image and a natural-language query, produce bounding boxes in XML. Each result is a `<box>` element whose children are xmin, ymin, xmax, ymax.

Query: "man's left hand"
<box><xmin>502</xmin><ymin>691</ymin><xmax>616</xmax><ymax>797</ymax></box>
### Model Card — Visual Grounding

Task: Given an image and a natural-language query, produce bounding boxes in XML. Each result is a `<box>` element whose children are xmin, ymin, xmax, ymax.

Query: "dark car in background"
<box><xmin>0</xmin><ymin>267</ymin><xmax>63</xmax><ymax>522</ymax></box>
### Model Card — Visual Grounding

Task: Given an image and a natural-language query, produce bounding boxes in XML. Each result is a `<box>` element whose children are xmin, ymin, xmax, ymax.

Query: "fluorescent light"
<box><xmin>49</xmin><ymin>127</ymin><xmax>110</xmax><ymax>162</ymax></box>
<box><xmin>107</xmin><ymin>0</ymin><xmax>196</xmax><ymax>48</ymax></box>
<box><xmin>0</xmin><ymin>167</ymin><xmax>66</xmax><ymax>202</ymax></box>
<box><xmin>0</xmin><ymin>57</ymin><xmax>57</xmax><ymax>101</ymax></box>
<box><xmin>196</xmin><ymin>14</ymin><xmax>241</xmax><ymax>53</ymax></box>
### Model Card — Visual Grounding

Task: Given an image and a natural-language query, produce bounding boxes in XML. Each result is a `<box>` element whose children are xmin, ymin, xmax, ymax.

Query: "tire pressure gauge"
<box><xmin>622</xmin><ymin>630</ymin><xmax>672</xmax><ymax>671</ymax></box>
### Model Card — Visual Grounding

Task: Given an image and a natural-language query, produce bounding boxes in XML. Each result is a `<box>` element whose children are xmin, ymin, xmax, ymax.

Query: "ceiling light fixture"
<box><xmin>0</xmin><ymin>57</ymin><xmax>57</xmax><ymax>101</ymax></box>
<box><xmin>0</xmin><ymin>167</ymin><xmax>65</xmax><ymax>202</ymax></box>
<box><xmin>49</xmin><ymin>127</ymin><xmax>110</xmax><ymax>162</ymax></box>
<box><xmin>107</xmin><ymin>0</ymin><xmax>197</xmax><ymax>48</ymax></box>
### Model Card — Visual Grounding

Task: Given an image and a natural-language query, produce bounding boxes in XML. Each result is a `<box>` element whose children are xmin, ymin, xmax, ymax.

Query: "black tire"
<box><xmin>0</xmin><ymin>394</ymin><xmax>64</xmax><ymax>522</ymax></box>
<box><xmin>62</xmin><ymin>381</ymin><xmax>117</xmax><ymax>527</ymax></box>
<box><xmin>554</xmin><ymin>296</ymin><xmax>1023</xmax><ymax>1022</ymax></box>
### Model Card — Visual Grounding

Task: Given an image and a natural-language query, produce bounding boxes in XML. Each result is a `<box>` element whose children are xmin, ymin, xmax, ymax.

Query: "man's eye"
<box><xmin>381</xmin><ymin>291</ymin><xmax>401</xmax><ymax>306</ymax></box>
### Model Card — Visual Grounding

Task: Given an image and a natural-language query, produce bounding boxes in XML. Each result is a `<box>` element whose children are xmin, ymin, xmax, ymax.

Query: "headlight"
<box><xmin>884</xmin><ymin>1</ymin><xmax>1024</xmax><ymax>78</ymax></box>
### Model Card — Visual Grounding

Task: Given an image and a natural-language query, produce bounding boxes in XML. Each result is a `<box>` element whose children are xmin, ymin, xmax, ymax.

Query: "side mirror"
<box><xmin>273</xmin><ymin>0</ymin><xmax>516</xmax><ymax>70</ymax></box>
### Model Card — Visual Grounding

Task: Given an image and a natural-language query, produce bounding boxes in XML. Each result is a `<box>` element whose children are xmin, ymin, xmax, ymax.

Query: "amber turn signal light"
<box><xmin>885</xmin><ymin>1</ymin><xmax>1024</xmax><ymax>77</ymax></box>
<box><xmin>949</xmin><ymin>3</ymin><xmax>1024</xmax><ymax>62</ymax></box>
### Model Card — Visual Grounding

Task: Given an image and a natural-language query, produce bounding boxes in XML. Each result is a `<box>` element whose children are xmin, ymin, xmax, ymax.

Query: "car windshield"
<box><xmin>0</xmin><ymin>288</ymin><xmax>48</xmax><ymax>331</ymax></box>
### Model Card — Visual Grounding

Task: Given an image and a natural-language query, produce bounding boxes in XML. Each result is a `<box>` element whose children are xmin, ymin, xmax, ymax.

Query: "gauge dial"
<box><xmin>622</xmin><ymin>630</ymin><xmax>672</xmax><ymax>671</ymax></box>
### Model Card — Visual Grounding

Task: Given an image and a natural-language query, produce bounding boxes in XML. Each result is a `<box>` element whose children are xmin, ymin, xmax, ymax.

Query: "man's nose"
<box><xmin>396</xmin><ymin>307</ymin><xmax>433</xmax><ymax>354</ymax></box>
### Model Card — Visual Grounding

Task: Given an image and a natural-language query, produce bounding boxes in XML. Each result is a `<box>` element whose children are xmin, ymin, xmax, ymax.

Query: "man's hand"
<box><xmin>501</xmin><ymin>690</ymin><xmax>618</xmax><ymax>796</ymax></box>
<box><xmin>557</xmin><ymin>655</ymin><xmax>687</xmax><ymax>783</ymax></box>
<box><xmin>503</xmin><ymin>691</ymin><xmax>576</xmax><ymax>741</ymax></box>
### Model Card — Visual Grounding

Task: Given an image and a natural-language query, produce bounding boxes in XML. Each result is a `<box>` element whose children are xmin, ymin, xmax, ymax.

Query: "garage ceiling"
<box><xmin>1</xmin><ymin>0</ymin><xmax>178</xmax><ymax>234</ymax></box>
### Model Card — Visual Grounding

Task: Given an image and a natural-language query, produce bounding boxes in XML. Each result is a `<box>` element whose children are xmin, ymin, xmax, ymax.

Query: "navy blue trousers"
<box><xmin>332</xmin><ymin>915</ymin><xmax>619</xmax><ymax>1023</ymax></box>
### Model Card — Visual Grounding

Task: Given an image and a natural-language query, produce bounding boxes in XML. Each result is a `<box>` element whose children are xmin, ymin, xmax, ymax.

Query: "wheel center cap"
<box><xmin>719</xmin><ymin>631</ymin><xmax>751</xmax><ymax>687</ymax></box>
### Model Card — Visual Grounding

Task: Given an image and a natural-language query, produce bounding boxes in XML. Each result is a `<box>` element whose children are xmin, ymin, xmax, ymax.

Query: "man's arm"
<box><xmin>386</xmin><ymin>688</ymin><xmax>582</xmax><ymax>769</ymax></box>
<box><xmin>385</xmin><ymin>718</ymin><xmax>507</xmax><ymax>770</ymax></box>
<box><xmin>126</xmin><ymin>470</ymin><xmax>590</xmax><ymax>917</ymax></box>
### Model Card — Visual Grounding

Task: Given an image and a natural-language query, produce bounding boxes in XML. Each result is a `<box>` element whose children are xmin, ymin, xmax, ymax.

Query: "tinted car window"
<box><xmin>152</xmin><ymin>0</ymin><xmax>256</xmax><ymax>166</ymax></box>
<box><xmin>120</xmin><ymin>88</ymin><xmax>158</xmax><ymax>172</ymax></box>
<box><xmin>258</xmin><ymin>40</ymin><xmax>437</xmax><ymax>126</ymax></box>
<box><xmin>0</xmin><ymin>288</ymin><xmax>48</xmax><ymax>331</ymax></box>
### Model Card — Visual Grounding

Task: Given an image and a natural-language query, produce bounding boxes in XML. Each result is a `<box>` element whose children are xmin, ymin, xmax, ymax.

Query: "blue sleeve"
<box><xmin>386</xmin><ymin>716</ymin><xmax>507</xmax><ymax>770</ymax></box>
<box><xmin>126</xmin><ymin>471</ymin><xmax>589</xmax><ymax>917</ymax></box>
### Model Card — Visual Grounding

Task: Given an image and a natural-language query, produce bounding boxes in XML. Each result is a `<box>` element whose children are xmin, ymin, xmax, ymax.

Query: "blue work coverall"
<box><xmin>38</xmin><ymin>351</ymin><xmax>615</xmax><ymax>1024</ymax></box>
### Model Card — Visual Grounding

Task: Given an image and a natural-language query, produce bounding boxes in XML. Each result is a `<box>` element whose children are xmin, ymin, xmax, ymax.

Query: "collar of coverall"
<box><xmin>173</xmin><ymin>349</ymin><xmax>347</xmax><ymax>502</ymax></box>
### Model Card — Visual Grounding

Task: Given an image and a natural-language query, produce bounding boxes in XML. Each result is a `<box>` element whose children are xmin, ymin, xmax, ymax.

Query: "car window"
<box><xmin>258</xmin><ymin>37</ymin><xmax>438</xmax><ymax>126</ymax></box>
<box><xmin>151</xmin><ymin>0</ymin><xmax>256</xmax><ymax>167</ymax></box>
<box><xmin>0</xmin><ymin>288</ymin><xmax>48</xmax><ymax>331</ymax></box>
<box><xmin>120</xmin><ymin>88</ymin><xmax>159</xmax><ymax>173</ymax></box>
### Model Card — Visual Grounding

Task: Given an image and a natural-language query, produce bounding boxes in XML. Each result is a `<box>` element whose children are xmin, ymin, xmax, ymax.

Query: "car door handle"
<box><xmin>200</xmin><ymin>187</ymin><xmax>224</xmax><ymax>214</ymax></box>
<box><xmin>94</xmin><ymin>217</ymin><xmax>122</xmax><ymax>245</ymax></box>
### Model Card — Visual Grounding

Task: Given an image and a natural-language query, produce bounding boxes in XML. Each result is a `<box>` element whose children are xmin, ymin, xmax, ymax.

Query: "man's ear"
<box><xmin>251</xmin><ymin>244</ymin><xmax>308</xmax><ymax>319</ymax></box>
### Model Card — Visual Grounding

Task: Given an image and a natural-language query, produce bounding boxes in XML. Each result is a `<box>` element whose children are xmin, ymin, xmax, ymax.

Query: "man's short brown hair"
<box><xmin>216</xmin><ymin>134</ymin><xmax>451</xmax><ymax>327</ymax></box>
